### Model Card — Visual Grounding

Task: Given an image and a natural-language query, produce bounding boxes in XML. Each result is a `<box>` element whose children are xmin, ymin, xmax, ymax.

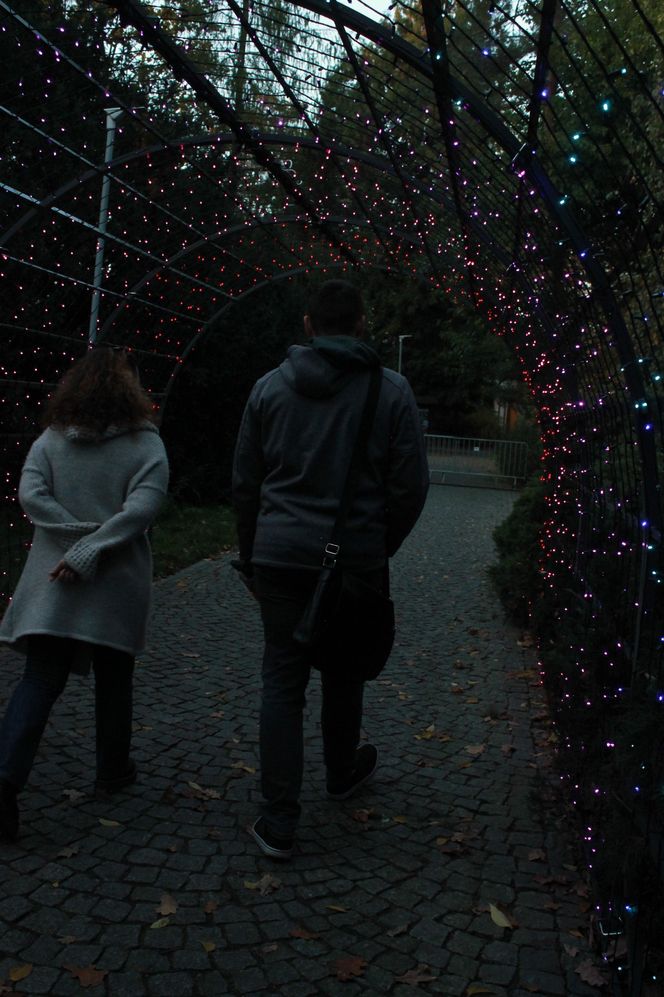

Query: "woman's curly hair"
<box><xmin>43</xmin><ymin>347</ymin><xmax>156</xmax><ymax>433</ymax></box>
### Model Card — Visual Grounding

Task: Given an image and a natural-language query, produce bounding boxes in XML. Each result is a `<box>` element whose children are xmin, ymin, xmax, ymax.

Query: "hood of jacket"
<box><xmin>279</xmin><ymin>336</ymin><xmax>380</xmax><ymax>399</ymax></box>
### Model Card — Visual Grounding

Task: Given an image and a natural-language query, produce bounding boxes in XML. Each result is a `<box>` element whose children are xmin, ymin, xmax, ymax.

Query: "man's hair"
<box><xmin>43</xmin><ymin>347</ymin><xmax>156</xmax><ymax>432</ymax></box>
<box><xmin>307</xmin><ymin>279</ymin><xmax>364</xmax><ymax>336</ymax></box>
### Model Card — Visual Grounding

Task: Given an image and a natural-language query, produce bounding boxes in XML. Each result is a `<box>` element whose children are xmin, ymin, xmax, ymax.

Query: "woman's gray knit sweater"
<box><xmin>0</xmin><ymin>423</ymin><xmax>169</xmax><ymax>656</ymax></box>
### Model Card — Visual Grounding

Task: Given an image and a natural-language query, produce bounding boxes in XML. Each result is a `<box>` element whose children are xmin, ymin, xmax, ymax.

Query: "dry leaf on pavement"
<box><xmin>157</xmin><ymin>894</ymin><xmax>177</xmax><ymax>916</ymax></box>
<box><xmin>333</xmin><ymin>955</ymin><xmax>367</xmax><ymax>981</ymax></box>
<box><xmin>575</xmin><ymin>959</ymin><xmax>608</xmax><ymax>987</ymax></box>
<box><xmin>290</xmin><ymin>926</ymin><xmax>320</xmax><ymax>940</ymax></box>
<box><xmin>244</xmin><ymin>873</ymin><xmax>281</xmax><ymax>896</ymax></box>
<box><xmin>149</xmin><ymin>917</ymin><xmax>170</xmax><ymax>930</ymax></box>
<box><xmin>9</xmin><ymin>965</ymin><xmax>32</xmax><ymax>983</ymax></box>
<box><xmin>395</xmin><ymin>964</ymin><xmax>438</xmax><ymax>985</ymax></box>
<box><xmin>489</xmin><ymin>903</ymin><xmax>516</xmax><ymax>929</ymax></box>
<box><xmin>63</xmin><ymin>965</ymin><xmax>109</xmax><ymax>988</ymax></box>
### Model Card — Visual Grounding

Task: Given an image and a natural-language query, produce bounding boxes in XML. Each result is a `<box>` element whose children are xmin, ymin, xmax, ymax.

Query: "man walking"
<box><xmin>232</xmin><ymin>279</ymin><xmax>429</xmax><ymax>859</ymax></box>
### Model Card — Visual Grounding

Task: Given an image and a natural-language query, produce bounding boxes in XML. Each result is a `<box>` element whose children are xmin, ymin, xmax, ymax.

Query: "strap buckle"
<box><xmin>323</xmin><ymin>542</ymin><xmax>340</xmax><ymax>567</ymax></box>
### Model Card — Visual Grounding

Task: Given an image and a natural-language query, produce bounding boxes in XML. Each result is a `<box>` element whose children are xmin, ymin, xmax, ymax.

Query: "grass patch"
<box><xmin>151</xmin><ymin>500</ymin><xmax>237</xmax><ymax>578</ymax></box>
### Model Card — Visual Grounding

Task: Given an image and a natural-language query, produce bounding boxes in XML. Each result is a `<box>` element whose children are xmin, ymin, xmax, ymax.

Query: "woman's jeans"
<box><xmin>0</xmin><ymin>635</ymin><xmax>134</xmax><ymax>791</ymax></box>
<box><xmin>255</xmin><ymin>566</ymin><xmax>382</xmax><ymax>839</ymax></box>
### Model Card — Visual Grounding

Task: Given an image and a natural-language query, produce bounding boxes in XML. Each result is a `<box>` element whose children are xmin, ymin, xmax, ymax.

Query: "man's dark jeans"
<box><xmin>0</xmin><ymin>635</ymin><xmax>134</xmax><ymax>791</ymax></box>
<box><xmin>255</xmin><ymin>565</ymin><xmax>383</xmax><ymax>839</ymax></box>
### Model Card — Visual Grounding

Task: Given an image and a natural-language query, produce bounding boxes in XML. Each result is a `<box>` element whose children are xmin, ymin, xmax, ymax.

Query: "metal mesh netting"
<box><xmin>1</xmin><ymin>1</ymin><xmax>663</xmax><ymax>989</ymax></box>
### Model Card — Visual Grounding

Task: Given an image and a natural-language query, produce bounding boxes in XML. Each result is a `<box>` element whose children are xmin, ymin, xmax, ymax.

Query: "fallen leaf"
<box><xmin>244</xmin><ymin>873</ymin><xmax>281</xmax><ymax>896</ymax></box>
<box><xmin>563</xmin><ymin>944</ymin><xmax>580</xmax><ymax>958</ymax></box>
<box><xmin>290</xmin><ymin>926</ymin><xmax>320</xmax><ymax>940</ymax></box>
<box><xmin>326</xmin><ymin>904</ymin><xmax>348</xmax><ymax>912</ymax></box>
<box><xmin>200</xmin><ymin>940</ymin><xmax>216</xmax><ymax>953</ymax></box>
<box><xmin>63</xmin><ymin>965</ymin><xmax>109</xmax><ymax>988</ymax></box>
<box><xmin>157</xmin><ymin>894</ymin><xmax>177</xmax><ymax>916</ymax></box>
<box><xmin>501</xmin><ymin>744</ymin><xmax>516</xmax><ymax>756</ymax></box>
<box><xmin>181</xmin><ymin>651</ymin><xmax>200</xmax><ymax>658</ymax></box>
<box><xmin>395</xmin><ymin>964</ymin><xmax>438</xmax><ymax>984</ymax></box>
<box><xmin>575</xmin><ymin>959</ymin><xmax>608</xmax><ymax>987</ymax></box>
<box><xmin>466</xmin><ymin>986</ymin><xmax>496</xmax><ymax>996</ymax></box>
<box><xmin>149</xmin><ymin>917</ymin><xmax>171</xmax><ymax>929</ymax></box>
<box><xmin>351</xmin><ymin>808</ymin><xmax>373</xmax><ymax>823</ymax></box>
<box><xmin>528</xmin><ymin>849</ymin><xmax>546</xmax><ymax>861</ymax></box>
<box><xmin>231</xmin><ymin>761</ymin><xmax>256</xmax><ymax>775</ymax></box>
<box><xmin>387</xmin><ymin>923</ymin><xmax>408</xmax><ymax>937</ymax></box>
<box><xmin>98</xmin><ymin>818</ymin><xmax>121</xmax><ymax>828</ymax></box>
<box><xmin>57</xmin><ymin>935</ymin><xmax>78</xmax><ymax>945</ymax></box>
<box><xmin>187</xmin><ymin>781</ymin><xmax>221</xmax><ymax>800</ymax></box>
<box><xmin>450</xmin><ymin>683</ymin><xmax>465</xmax><ymax>694</ymax></box>
<box><xmin>57</xmin><ymin>846</ymin><xmax>79</xmax><ymax>859</ymax></box>
<box><xmin>489</xmin><ymin>904</ymin><xmax>516</xmax><ymax>929</ymax></box>
<box><xmin>333</xmin><ymin>955</ymin><xmax>367</xmax><ymax>981</ymax></box>
<box><xmin>520</xmin><ymin>984</ymin><xmax>541</xmax><ymax>994</ymax></box>
<box><xmin>203</xmin><ymin>900</ymin><xmax>219</xmax><ymax>914</ymax></box>
<box><xmin>9</xmin><ymin>965</ymin><xmax>32</xmax><ymax>983</ymax></box>
<box><xmin>415</xmin><ymin>723</ymin><xmax>436</xmax><ymax>740</ymax></box>
<box><xmin>62</xmin><ymin>789</ymin><xmax>85</xmax><ymax>802</ymax></box>
<box><xmin>262</xmin><ymin>942</ymin><xmax>278</xmax><ymax>953</ymax></box>
<box><xmin>465</xmin><ymin>744</ymin><xmax>485</xmax><ymax>757</ymax></box>
<box><xmin>393</xmin><ymin>815</ymin><xmax>407</xmax><ymax>824</ymax></box>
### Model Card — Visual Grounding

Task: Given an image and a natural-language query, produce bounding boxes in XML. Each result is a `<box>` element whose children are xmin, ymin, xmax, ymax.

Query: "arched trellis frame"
<box><xmin>1</xmin><ymin>0</ymin><xmax>663</xmax><ymax>987</ymax></box>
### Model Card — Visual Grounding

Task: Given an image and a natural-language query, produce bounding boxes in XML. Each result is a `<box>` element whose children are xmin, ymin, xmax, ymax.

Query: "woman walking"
<box><xmin>0</xmin><ymin>347</ymin><xmax>169</xmax><ymax>840</ymax></box>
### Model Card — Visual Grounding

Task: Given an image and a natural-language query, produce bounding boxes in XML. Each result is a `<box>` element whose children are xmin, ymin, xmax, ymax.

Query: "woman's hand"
<box><xmin>49</xmin><ymin>560</ymin><xmax>79</xmax><ymax>583</ymax></box>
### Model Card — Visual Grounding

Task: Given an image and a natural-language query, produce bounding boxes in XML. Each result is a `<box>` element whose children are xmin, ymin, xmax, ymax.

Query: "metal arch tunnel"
<box><xmin>2</xmin><ymin>1</ymin><xmax>664</xmax><ymax>987</ymax></box>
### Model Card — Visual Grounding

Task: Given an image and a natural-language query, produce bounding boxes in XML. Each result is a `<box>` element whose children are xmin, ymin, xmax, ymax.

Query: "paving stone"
<box><xmin>0</xmin><ymin>489</ymin><xmax>606</xmax><ymax>997</ymax></box>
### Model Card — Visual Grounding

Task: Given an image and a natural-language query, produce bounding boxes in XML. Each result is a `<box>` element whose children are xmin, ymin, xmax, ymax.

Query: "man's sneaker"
<box><xmin>326</xmin><ymin>744</ymin><xmax>378</xmax><ymax>801</ymax></box>
<box><xmin>249</xmin><ymin>818</ymin><xmax>294</xmax><ymax>861</ymax></box>
<box><xmin>0</xmin><ymin>780</ymin><xmax>19</xmax><ymax>841</ymax></box>
<box><xmin>95</xmin><ymin>759</ymin><xmax>137</xmax><ymax>796</ymax></box>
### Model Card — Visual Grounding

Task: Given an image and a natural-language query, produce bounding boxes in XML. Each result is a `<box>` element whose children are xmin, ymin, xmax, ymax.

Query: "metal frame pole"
<box><xmin>88</xmin><ymin>107</ymin><xmax>123</xmax><ymax>347</ymax></box>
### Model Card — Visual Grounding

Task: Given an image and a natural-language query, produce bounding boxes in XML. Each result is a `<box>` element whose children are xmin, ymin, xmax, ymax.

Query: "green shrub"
<box><xmin>151</xmin><ymin>500</ymin><xmax>236</xmax><ymax>578</ymax></box>
<box><xmin>488</xmin><ymin>477</ymin><xmax>546</xmax><ymax>627</ymax></box>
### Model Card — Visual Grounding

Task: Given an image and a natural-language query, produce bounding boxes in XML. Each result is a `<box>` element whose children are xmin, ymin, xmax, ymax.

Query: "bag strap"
<box><xmin>322</xmin><ymin>366</ymin><xmax>382</xmax><ymax>567</ymax></box>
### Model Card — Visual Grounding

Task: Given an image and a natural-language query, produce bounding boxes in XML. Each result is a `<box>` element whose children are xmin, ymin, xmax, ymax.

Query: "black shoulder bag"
<box><xmin>292</xmin><ymin>367</ymin><xmax>395</xmax><ymax>681</ymax></box>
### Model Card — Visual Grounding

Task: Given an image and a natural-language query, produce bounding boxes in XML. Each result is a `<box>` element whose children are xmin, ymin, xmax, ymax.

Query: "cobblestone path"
<box><xmin>0</xmin><ymin>486</ymin><xmax>603</xmax><ymax>996</ymax></box>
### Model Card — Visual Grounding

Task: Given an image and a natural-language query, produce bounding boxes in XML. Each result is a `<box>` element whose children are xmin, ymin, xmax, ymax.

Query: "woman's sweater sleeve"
<box><xmin>19</xmin><ymin>440</ymin><xmax>100</xmax><ymax>548</ymax></box>
<box><xmin>63</xmin><ymin>441</ymin><xmax>169</xmax><ymax>582</ymax></box>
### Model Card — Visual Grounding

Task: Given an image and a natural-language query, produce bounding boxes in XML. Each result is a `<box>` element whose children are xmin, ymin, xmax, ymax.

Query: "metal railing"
<box><xmin>425</xmin><ymin>434</ymin><xmax>529</xmax><ymax>489</ymax></box>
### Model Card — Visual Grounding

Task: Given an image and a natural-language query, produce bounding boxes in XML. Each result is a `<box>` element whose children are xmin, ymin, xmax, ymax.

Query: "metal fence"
<box><xmin>425</xmin><ymin>434</ymin><xmax>529</xmax><ymax>489</ymax></box>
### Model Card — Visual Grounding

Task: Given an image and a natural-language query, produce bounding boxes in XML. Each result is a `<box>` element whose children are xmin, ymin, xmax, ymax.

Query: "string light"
<box><xmin>1</xmin><ymin>3</ymin><xmax>664</xmax><ymax>984</ymax></box>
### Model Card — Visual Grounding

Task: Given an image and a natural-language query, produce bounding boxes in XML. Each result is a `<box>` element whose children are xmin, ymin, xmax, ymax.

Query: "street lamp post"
<box><xmin>397</xmin><ymin>334</ymin><xmax>412</xmax><ymax>374</ymax></box>
<box><xmin>88</xmin><ymin>107</ymin><xmax>124</xmax><ymax>347</ymax></box>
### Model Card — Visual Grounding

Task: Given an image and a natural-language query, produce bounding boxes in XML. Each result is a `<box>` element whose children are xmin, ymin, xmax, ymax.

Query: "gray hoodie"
<box><xmin>232</xmin><ymin>336</ymin><xmax>429</xmax><ymax>572</ymax></box>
